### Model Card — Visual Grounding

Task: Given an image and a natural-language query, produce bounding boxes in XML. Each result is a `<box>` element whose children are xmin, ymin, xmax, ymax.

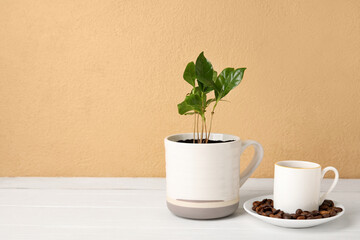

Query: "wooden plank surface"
<box><xmin>0</xmin><ymin>178</ymin><xmax>358</xmax><ymax>240</ymax></box>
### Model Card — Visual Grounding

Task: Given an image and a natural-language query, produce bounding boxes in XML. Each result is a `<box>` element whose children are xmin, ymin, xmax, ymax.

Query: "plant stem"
<box><xmin>206</xmin><ymin>102</ymin><xmax>218</xmax><ymax>143</ymax></box>
<box><xmin>200</xmin><ymin>117</ymin><xmax>204</xmax><ymax>144</ymax></box>
<box><xmin>196</xmin><ymin>114</ymin><xmax>200</xmax><ymax>143</ymax></box>
<box><xmin>193</xmin><ymin>114</ymin><xmax>196</xmax><ymax>143</ymax></box>
<box><xmin>206</xmin><ymin>111</ymin><xmax>214</xmax><ymax>144</ymax></box>
<box><xmin>204</xmin><ymin>117</ymin><xmax>208</xmax><ymax>143</ymax></box>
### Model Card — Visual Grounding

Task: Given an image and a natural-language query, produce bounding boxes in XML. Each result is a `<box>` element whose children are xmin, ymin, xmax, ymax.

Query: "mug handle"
<box><xmin>239</xmin><ymin>140</ymin><xmax>264</xmax><ymax>187</ymax></box>
<box><xmin>319</xmin><ymin>166</ymin><xmax>339</xmax><ymax>204</ymax></box>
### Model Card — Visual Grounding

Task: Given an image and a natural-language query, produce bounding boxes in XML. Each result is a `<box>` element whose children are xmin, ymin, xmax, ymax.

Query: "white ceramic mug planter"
<box><xmin>164</xmin><ymin>133</ymin><xmax>264</xmax><ymax>219</ymax></box>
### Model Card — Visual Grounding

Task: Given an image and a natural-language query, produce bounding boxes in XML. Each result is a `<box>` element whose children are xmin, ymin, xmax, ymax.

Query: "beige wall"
<box><xmin>0</xmin><ymin>0</ymin><xmax>359</xmax><ymax>178</ymax></box>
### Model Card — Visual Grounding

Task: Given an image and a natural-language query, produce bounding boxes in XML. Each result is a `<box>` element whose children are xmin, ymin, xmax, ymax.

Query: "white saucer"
<box><xmin>243</xmin><ymin>194</ymin><xmax>345</xmax><ymax>228</ymax></box>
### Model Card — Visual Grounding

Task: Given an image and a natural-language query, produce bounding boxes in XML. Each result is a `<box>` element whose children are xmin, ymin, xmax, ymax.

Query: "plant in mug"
<box><xmin>167</xmin><ymin>55</ymin><xmax>262</xmax><ymax>220</ymax></box>
<box><xmin>177</xmin><ymin>52</ymin><xmax>246</xmax><ymax>144</ymax></box>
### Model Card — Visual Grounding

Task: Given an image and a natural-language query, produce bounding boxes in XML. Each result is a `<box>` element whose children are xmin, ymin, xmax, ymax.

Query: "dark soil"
<box><xmin>177</xmin><ymin>139</ymin><xmax>234</xmax><ymax>144</ymax></box>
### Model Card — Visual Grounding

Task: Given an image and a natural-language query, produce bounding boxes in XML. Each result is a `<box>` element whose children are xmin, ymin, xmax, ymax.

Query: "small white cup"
<box><xmin>274</xmin><ymin>160</ymin><xmax>339</xmax><ymax>213</ymax></box>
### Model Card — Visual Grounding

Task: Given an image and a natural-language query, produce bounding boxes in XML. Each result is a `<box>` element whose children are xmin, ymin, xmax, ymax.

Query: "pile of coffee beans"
<box><xmin>252</xmin><ymin>199</ymin><xmax>343</xmax><ymax>220</ymax></box>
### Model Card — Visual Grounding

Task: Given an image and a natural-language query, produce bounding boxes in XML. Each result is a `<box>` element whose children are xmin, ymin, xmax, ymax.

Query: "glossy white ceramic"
<box><xmin>165</xmin><ymin>133</ymin><xmax>263</xmax><ymax>219</ymax></box>
<box><xmin>243</xmin><ymin>194</ymin><xmax>345</xmax><ymax>228</ymax></box>
<box><xmin>274</xmin><ymin>160</ymin><xmax>339</xmax><ymax>213</ymax></box>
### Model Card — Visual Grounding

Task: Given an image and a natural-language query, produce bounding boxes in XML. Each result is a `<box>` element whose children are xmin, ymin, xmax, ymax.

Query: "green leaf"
<box><xmin>197</xmin><ymin>80</ymin><xmax>214</xmax><ymax>93</ymax></box>
<box><xmin>191</xmin><ymin>86</ymin><xmax>202</xmax><ymax>95</ymax></box>
<box><xmin>204</xmin><ymin>85</ymin><xmax>214</xmax><ymax>94</ymax></box>
<box><xmin>195</xmin><ymin>52</ymin><xmax>215</xmax><ymax>89</ymax></box>
<box><xmin>177</xmin><ymin>100</ymin><xmax>193</xmax><ymax>115</ymax></box>
<box><xmin>177</xmin><ymin>92</ymin><xmax>203</xmax><ymax>115</ymax></box>
<box><xmin>212</xmin><ymin>71</ymin><xmax>217</xmax><ymax>81</ymax></box>
<box><xmin>185</xmin><ymin>92</ymin><xmax>202</xmax><ymax>107</ymax></box>
<box><xmin>183</xmin><ymin>62</ymin><xmax>196</xmax><ymax>87</ymax></box>
<box><xmin>197</xmin><ymin>81</ymin><xmax>204</xmax><ymax>91</ymax></box>
<box><xmin>201</xmin><ymin>91</ymin><xmax>207</xmax><ymax>108</ymax></box>
<box><xmin>215</xmin><ymin>68</ymin><xmax>233</xmax><ymax>100</ymax></box>
<box><xmin>197</xmin><ymin>81</ymin><xmax>211</xmax><ymax>93</ymax></box>
<box><xmin>184</xmin><ymin>112</ymin><xmax>196</xmax><ymax>115</ymax></box>
<box><xmin>206</xmin><ymin>98</ymin><xmax>216</xmax><ymax>106</ymax></box>
<box><xmin>200</xmin><ymin>71</ymin><xmax>216</xmax><ymax>94</ymax></box>
<box><xmin>215</xmin><ymin>68</ymin><xmax>246</xmax><ymax>100</ymax></box>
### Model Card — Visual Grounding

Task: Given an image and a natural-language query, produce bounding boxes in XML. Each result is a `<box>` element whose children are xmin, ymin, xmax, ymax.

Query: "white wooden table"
<box><xmin>0</xmin><ymin>178</ymin><xmax>359</xmax><ymax>240</ymax></box>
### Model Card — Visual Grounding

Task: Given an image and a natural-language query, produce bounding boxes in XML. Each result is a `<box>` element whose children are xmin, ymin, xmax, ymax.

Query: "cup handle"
<box><xmin>239</xmin><ymin>140</ymin><xmax>264</xmax><ymax>187</ymax></box>
<box><xmin>319</xmin><ymin>166</ymin><xmax>339</xmax><ymax>204</ymax></box>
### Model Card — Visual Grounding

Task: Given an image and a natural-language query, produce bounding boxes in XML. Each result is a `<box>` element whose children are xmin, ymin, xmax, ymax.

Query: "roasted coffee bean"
<box><xmin>273</xmin><ymin>209</ymin><xmax>280</xmax><ymax>215</ymax></box>
<box><xmin>302</xmin><ymin>211</ymin><xmax>312</xmax><ymax>218</ymax></box>
<box><xmin>311</xmin><ymin>210</ymin><xmax>320</xmax><ymax>216</ymax></box>
<box><xmin>255</xmin><ymin>206</ymin><xmax>263</xmax><ymax>213</ymax></box>
<box><xmin>320</xmin><ymin>210</ymin><xmax>330</xmax><ymax>218</ymax></box>
<box><xmin>323</xmin><ymin>200</ymin><xmax>334</xmax><ymax>207</ymax></box>
<box><xmin>252</xmin><ymin>198</ymin><xmax>341</xmax><ymax>220</ymax></box>
<box><xmin>263</xmin><ymin>207</ymin><xmax>273</xmax><ymax>212</ymax></box>
<box><xmin>276</xmin><ymin>211</ymin><xmax>284</xmax><ymax>218</ymax></box>
<box><xmin>295</xmin><ymin>209</ymin><xmax>302</xmax><ymax>215</ymax></box>
<box><xmin>329</xmin><ymin>209</ymin><xmax>337</xmax><ymax>217</ymax></box>
<box><xmin>333</xmin><ymin>207</ymin><xmax>343</xmax><ymax>213</ymax></box>
<box><xmin>264</xmin><ymin>211</ymin><xmax>272</xmax><ymax>216</ymax></box>
<box><xmin>319</xmin><ymin>205</ymin><xmax>329</xmax><ymax>211</ymax></box>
